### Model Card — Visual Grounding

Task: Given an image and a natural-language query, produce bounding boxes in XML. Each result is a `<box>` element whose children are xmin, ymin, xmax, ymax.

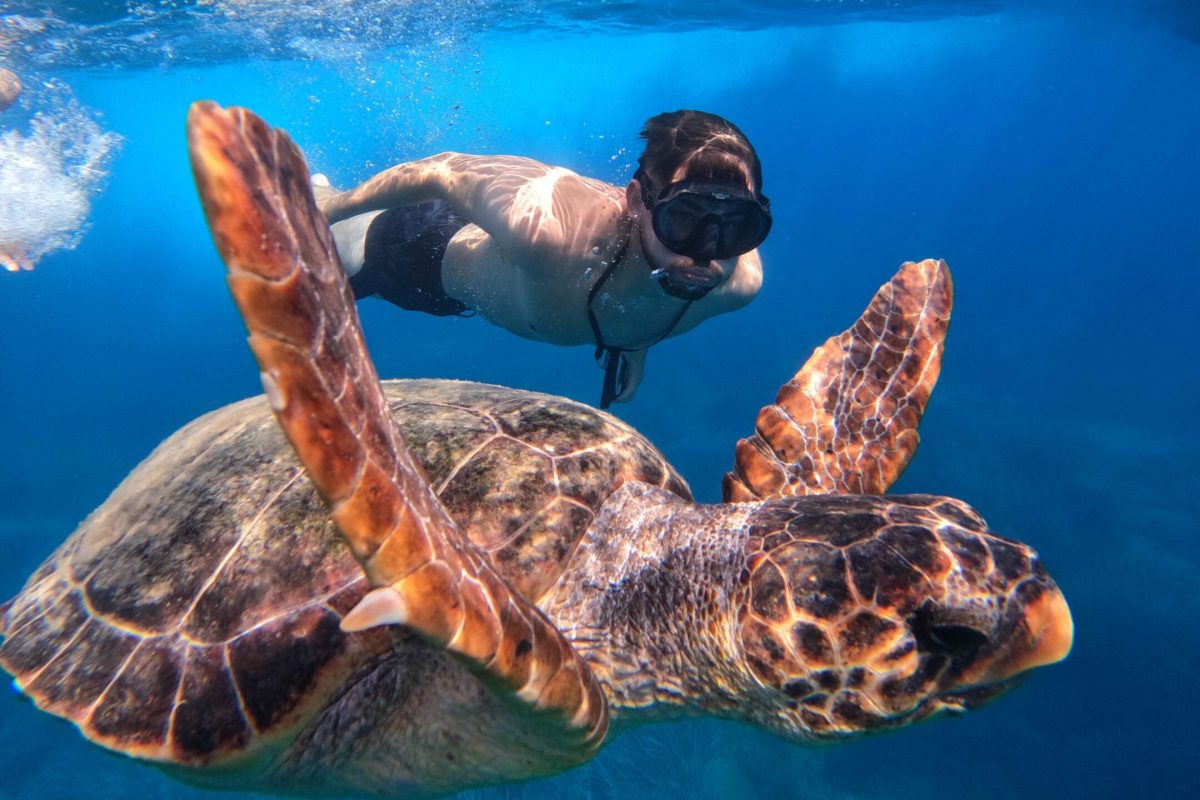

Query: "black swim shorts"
<box><xmin>350</xmin><ymin>200</ymin><xmax>472</xmax><ymax>317</ymax></box>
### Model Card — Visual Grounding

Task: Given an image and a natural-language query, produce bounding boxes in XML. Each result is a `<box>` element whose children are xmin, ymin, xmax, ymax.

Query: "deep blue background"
<box><xmin>1</xmin><ymin>5</ymin><xmax>1197</xmax><ymax>799</ymax></box>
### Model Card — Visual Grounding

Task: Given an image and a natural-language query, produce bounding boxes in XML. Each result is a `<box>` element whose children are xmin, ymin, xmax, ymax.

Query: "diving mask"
<box><xmin>636</xmin><ymin>169</ymin><xmax>771</xmax><ymax>262</ymax></box>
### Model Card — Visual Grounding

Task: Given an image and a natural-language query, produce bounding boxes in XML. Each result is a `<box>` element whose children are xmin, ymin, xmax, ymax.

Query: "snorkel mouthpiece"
<box><xmin>654</xmin><ymin>268</ymin><xmax>715</xmax><ymax>301</ymax></box>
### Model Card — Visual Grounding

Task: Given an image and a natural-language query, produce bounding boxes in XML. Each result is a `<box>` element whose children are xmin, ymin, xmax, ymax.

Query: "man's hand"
<box><xmin>611</xmin><ymin>348</ymin><xmax>647</xmax><ymax>404</ymax></box>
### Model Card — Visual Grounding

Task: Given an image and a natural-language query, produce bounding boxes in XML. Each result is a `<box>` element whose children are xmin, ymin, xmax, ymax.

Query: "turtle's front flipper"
<box><xmin>186</xmin><ymin>102</ymin><xmax>608</xmax><ymax>757</ymax></box>
<box><xmin>724</xmin><ymin>260</ymin><xmax>952</xmax><ymax>501</ymax></box>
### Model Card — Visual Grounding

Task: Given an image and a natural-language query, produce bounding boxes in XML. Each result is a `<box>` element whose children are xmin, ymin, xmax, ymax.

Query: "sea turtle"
<box><xmin>0</xmin><ymin>103</ymin><xmax>1072</xmax><ymax>798</ymax></box>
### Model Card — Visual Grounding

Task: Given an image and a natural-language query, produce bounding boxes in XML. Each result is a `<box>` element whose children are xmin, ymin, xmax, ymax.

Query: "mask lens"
<box><xmin>650</xmin><ymin>184</ymin><xmax>770</xmax><ymax>261</ymax></box>
<box><xmin>654</xmin><ymin>199</ymin><xmax>705</xmax><ymax>247</ymax></box>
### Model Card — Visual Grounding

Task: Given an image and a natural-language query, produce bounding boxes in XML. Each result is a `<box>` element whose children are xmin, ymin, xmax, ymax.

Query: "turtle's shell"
<box><xmin>0</xmin><ymin>379</ymin><xmax>688</xmax><ymax>768</ymax></box>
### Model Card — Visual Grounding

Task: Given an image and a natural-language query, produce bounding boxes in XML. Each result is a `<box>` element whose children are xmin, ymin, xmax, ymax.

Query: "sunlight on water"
<box><xmin>0</xmin><ymin>80</ymin><xmax>121</xmax><ymax>272</ymax></box>
<box><xmin>214</xmin><ymin>0</ymin><xmax>488</xmax><ymax>163</ymax></box>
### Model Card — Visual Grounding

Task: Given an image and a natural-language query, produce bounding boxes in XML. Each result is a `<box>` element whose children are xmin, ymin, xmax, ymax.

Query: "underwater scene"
<box><xmin>1</xmin><ymin>1</ymin><xmax>1198</xmax><ymax>798</ymax></box>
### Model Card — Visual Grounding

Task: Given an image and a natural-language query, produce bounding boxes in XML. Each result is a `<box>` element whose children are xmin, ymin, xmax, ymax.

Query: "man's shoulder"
<box><xmin>498</xmin><ymin>164</ymin><xmax>625</xmax><ymax>255</ymax></box>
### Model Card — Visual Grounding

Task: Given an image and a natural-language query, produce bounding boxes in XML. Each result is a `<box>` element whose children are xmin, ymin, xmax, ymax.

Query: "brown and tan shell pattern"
<box><xmin>0</xmin><ymin>379</ymin><xmax>688</xmax><ymax>766</ymax></box>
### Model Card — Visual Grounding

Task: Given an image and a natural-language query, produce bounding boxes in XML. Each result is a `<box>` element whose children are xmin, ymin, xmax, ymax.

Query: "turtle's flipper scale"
<box><xmin>724</xmin><ymin>260</ymin><xmax>952</xmax><ymax>501</ymax></box>
<box><xmin>186</xmin><ymin>102</ymin><xmax>607</xmax><ymax>754</ymax></box>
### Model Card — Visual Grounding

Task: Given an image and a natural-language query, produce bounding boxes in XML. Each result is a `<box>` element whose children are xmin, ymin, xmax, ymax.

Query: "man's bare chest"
<box><xmin>442</xmin><ymin>227</ymin><xmax>693</xmax><ymax>350</ymax></box>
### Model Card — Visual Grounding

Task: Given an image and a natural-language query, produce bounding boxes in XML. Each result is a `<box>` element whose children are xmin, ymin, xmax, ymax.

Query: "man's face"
<box><xmin>639</xmin><ymin>212</ymin><xmax>731</xmax><ymax>289</ymax></box>
<box><xmin>627</xmin><ymin>165</ymin><xmax>755</xmax><ymax>294</ymax></box>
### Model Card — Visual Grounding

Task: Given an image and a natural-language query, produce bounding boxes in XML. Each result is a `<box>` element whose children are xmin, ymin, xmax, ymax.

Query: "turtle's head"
<box><xmin>733</xmin><ymin>495</ymin><xmax>1072</xmax><ymax>741</ymax></box>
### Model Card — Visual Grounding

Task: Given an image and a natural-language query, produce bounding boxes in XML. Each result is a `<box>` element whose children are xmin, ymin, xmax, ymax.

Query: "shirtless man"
<box><xmin>319</xmin><ymin>110</ymin><xmax>771</xmax><ymax>407</ymax></box>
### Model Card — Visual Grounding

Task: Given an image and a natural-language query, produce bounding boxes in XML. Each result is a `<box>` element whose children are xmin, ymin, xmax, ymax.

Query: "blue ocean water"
<box><xmin>1</xmin><ymin>2</ymin><xmax>1198</xmax><ymax>798</ymax></box>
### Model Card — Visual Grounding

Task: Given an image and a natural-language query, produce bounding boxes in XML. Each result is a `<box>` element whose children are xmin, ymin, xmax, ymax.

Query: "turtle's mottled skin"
<box><xmin>0</xmin><ymin>103</ymin><xmax>1073</xmax><ymax>799</ymax></box>
<box><xmin>545</xmin><ymin>485</ymin><xmax>1060</xmax><ymax>736</ymax></box>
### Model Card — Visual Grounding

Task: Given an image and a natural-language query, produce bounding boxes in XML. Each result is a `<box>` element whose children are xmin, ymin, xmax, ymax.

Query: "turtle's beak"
<box><xmin>952</xmin><ymin>579</ymin><xmax>1073</xmax><ymax>690</ymax></box>
<box><xmin>1011</xmin><ymin>585</ymin><xmax>1074</xmax><ymax>672</ymax></box>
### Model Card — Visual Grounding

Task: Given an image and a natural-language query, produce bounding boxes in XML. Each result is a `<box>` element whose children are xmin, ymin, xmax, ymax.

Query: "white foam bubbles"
<box><xmin>0</xmin><ymin>80</ymin><xmax>121</xmax><ymax>271</ymax></box>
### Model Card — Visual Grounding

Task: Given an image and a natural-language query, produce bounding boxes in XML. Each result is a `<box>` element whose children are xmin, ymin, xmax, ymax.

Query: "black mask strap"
<box><xmin>596</xmin><ymin>347</ymin><xmax>629</xmax><ymax>409</ymax></box>
<box><xmin>586</xmin><ymin>215</ymin><xmax>696</xmax><ymax>409</ymax></box>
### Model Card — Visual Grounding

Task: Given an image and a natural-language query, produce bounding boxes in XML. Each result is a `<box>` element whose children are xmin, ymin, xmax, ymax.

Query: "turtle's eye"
<box><xmin>928</xmin><ymin>623</ymin><xmax>989</xmax><ymax>655</ymax></box>
<box><xmin>912</xmin><ymin>603</ymin><xmax>991</xmax><ymax>658</ymax></box>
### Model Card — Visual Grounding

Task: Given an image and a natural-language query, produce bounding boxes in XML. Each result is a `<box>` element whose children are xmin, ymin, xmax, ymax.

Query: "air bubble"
<box><xmin>0</xmin><ymin>81</ymin><xmax>120</xmax><ymax>271</ymax></box>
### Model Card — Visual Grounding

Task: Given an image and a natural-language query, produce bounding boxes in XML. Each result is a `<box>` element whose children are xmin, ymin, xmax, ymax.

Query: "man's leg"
<box><xmin>351</xmin><ymin>201</ymin><xmax>472</xmax><ymax>316</ymax></box>
<box><xmin>313</xmin><ymin>174</ymin><xmax>380</xmax><ymax>279</ymax></box>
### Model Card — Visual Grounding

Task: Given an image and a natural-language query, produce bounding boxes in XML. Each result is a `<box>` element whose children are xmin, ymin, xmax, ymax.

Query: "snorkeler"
<box><xmin>318</xmin><ymin>110</ymin><xmax>770</xmax><ymax>407</ymax></box>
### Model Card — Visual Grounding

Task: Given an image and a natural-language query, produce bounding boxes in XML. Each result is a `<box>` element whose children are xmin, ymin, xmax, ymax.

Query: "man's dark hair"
<box><xmin>637</xmin><ymin>110</ymin><xmax>763</xmax><ymax>195</ymax></box>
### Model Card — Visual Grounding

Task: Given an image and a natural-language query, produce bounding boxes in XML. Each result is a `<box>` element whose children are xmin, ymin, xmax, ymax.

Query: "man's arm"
<box><xmin>320</xmin><ymin>154</ymin><xmax>611</xmax><ymax>259</ymax></box>
<box><xmin>321</xmin><ymin>153</ymin><xmax>471</xmax><ymax>222</ymax></box>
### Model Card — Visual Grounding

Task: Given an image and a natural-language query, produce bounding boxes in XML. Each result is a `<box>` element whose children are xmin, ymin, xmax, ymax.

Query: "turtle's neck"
<box><xmin>540</xmin><ymin>483</ymin><xmax>755</xmax><ymax>729</ymax></box>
